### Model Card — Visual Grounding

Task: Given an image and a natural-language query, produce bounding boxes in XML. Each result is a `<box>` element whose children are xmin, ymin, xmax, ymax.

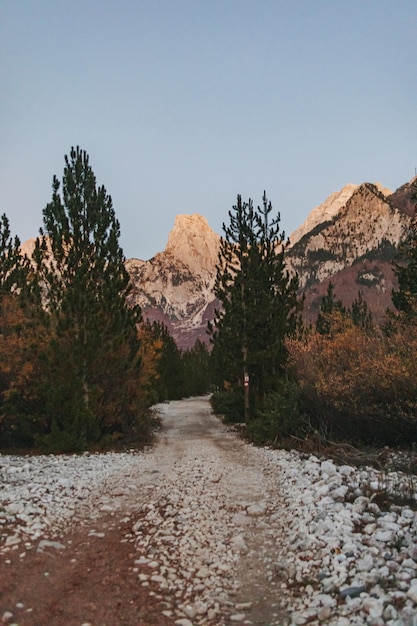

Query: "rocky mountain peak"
<box><xmin>165</xmin><ymin>213</ymin><xmax>220</xmax><ymax>278</ymax></box>
<box><xmin>289</xmin><ymin>184</ymin><xmax>359</xmax><ymax>246</ymax></box>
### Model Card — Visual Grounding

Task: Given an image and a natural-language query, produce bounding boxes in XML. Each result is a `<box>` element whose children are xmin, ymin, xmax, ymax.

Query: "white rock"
<box><xmin>362</xmin><ymin>597</ymin><xmax>384</xmax><ymax>618</ymax></box>
<box><xmin>406</xmin><ymin>583</ymin><xmax>417</xmax><ymax>603</ymax></box>
<box><xmin>375</xmin><ymin>529</ymin><xmax>394</xmax><ymax>543</ymax></box>
<box><xmin>352</xmin><ymin>496</ymin><xmax>370</xmax><ymax>514</ymax></box>
<box><xmin>320</xmin><ymin>460</ymin><xmax>338</xmax><ymax>476</ymax></box>
<box><xmin>246</xmin><ymin>502</ymin><xmax>266</xmax><ymax>516</ymax></box>
<box><xmin>37</xmin><ymin>539</ymin><xmax>65</xmax><ymax>553</ymax></box>
<box><xmin>356</xmin><ymin>554</ymin><xmax>374</xmax><ymax>572</ymax></box>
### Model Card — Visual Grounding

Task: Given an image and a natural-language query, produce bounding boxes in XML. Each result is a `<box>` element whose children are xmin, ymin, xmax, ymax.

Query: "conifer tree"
<box><xmin>182</xmin><ymin>340</ymin><xmax>210</xmax><ymax>397</ymax></box>
<box><xmin>209</xmin><ymin>192</ymin><xmax>301</xmax><ymax>421</ymax></box>
<box><xmin>33</xmin><ymin>147</ymin><xmax>143</xmax><ymax>451</ymax></box>
<box><xmin>0</xmin><ymin>214</ymin><xmax>31</xmax><ymax>297</ymax></box>
<box><xmin>0</xmin><ymin>214</ymin><xmax>44</xmax><ymax>447</ymax></box>
<box><xmin>146</xmin><ymin>321</ymin><xmax>184</xmax><ymax>401</ymax></box>
<box><xmin>350</xmin><ymin>291</ymin><xmax>373</xmax><ymax>332</ymax></box>
<box><xmin>316</xmin><ymin>282</ymin><xmax>346</xmax><ymax>335</ymax></box>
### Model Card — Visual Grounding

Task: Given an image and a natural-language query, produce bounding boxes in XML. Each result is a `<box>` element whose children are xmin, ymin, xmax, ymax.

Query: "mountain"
<box><xmin>126</xmin><ymin>214</ymin><xmax>219</xmax><ymax>349</ymax></box>
<box><xmin>126</xmin><ymin>178</ymin><xmax>415</xmax><ymax>347</ymax></box>
<box><xmin>20</xmin><ymin>178</ymin><xmax>416</xmax><ymax>349</ymax></box>
<box><xmin>286</xmin><ymin>181</ymin><xmax>413</xmax><ymax>324</ymax></box>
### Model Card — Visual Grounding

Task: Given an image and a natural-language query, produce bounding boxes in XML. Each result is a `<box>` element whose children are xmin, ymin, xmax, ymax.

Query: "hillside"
<box><xmin>126</xmin><ymin>214</ymin><xmax>219</xmax><ymax>349</ymax></box>
<box><xmin>20</xmin><ymin>177</ymin><xmax>416</xmax><ymax>348</ymax></box>
<box><xmin>125</xmin><ymin>177</ymin><xmax>415</xmax><ymax>346</ymax></box>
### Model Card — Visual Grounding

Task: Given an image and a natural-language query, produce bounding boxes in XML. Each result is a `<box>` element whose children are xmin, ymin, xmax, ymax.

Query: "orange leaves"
<box><xmin>0</xmin><ymin>296</ymin><xmax>36</xmax><ymax>394</ymax></box>
<box><xmin>286</xmin><ymin>314</ymin><xmax>417</xmax><ymax>445</ymax></box>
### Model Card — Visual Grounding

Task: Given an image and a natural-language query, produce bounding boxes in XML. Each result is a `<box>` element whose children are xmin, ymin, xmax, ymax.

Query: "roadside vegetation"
<box><xmin>2</xmin><ymin>152</ymin><xmax>416</xmax><ymax>461</ymax></box>
<box><xmin>0</xmin><ymin>148</ymin><xmax>210</xmax><ymax>453</ymax></box>
<box><xmin>209</xmin><ymin>182</ymin><xmax>417</xmax><ymax>459</ymax></box>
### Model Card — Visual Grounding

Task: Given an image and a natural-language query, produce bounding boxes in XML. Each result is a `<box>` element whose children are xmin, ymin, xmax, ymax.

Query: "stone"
<box><xmin>339</xmin><ymin>585</ymin><xmax>366</xmax><ymax>599</ymax></box>
<box><xmin>406</xmin><ymin>583</ymin><xmax>417</xmax><ymax>603</ymax></box>
<box><xmin>246</xmin><ymin>502</ymin><xmax>266</xmax><ymax>517</ymax></box>
<box><xmin>352</xmin><ymin>496</ymin><xmax>370</xmax><ymax>514</ymax></box>
<box><xmin>230</xmin><ymin>535</ymin><xmax>248</xmax><ymax>553</ymax></box>
<box><xmin>320</xmin><ymin>460</ymin><xmax>338</xmax><ymax>476</ymax></box>
<box><xmin>356</xmin><ymin>554</ymin><xmax>374</xmax><ymax>572</ymax></box>
<box><xmin>375</xmin><ymin>529</ymin><xmax>394</xmax><ymax>543</ymax></box>
<box><xmin>362</xmin><ymin>597</ymin><xmax>384</xmax><ymax>619</ymax></box>
<box><xmin>37</xmin><ymin>540</ymin><xmax>65</xmax><ymax>553</ymax></box>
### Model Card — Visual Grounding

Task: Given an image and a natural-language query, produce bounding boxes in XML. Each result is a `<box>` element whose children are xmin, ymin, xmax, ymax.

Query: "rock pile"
<box><xmin>262</xmin><ymin>450</ymin><xmax>417</xmax><ymax>625</ymax></box>
<box><xmin>0</xmin><ymin>450</ymin><xmax>146</xmax><ymax>548</ymax></box>
<box><xmin>1</xmin><ymin>397</ymin><xmax>417</xmax><ymax>626</ymax></box>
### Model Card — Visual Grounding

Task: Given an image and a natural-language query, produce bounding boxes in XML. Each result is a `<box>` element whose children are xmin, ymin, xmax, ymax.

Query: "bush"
<box><xmin>245</xmin><ymin>378</ymin><xmax>304</xmax><ymax>445</ymax></box>
<box><xmin>287</xmin><ymin>317</ymin><xmax>417</xmax><ymax>446</ymax></box>
<box><xmin>210</xmin><ymin>389</ymin><xmax>245</xmax><ymax>423</ymax></box>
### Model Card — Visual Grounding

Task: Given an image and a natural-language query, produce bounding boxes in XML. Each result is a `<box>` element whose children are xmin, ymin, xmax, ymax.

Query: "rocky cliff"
<box><xmin>126</xmin><ymin>178</ymin><xmax>415</xmax><ymax>346</ymax></box>
<box><xmin>286</xmin><ymin>180</ymin><xmax>414</xmax><ymax>323</ymax></box>
<box><xmin>126</xmin><ymin>214</ymin><xmax>219</xmax><ymax>349</ymax></box>
<box><xmin>20</xmin><ymin>178</ymin><xmax>416</xmax><ymax>348</ymax></box>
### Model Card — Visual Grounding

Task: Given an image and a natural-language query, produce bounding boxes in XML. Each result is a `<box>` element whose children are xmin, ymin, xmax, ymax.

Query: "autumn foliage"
<box><xmin>0</xmin><ymin>150</ymin><xmax>210</xmax><ymax>452</ymax></box>
<box><xmin>287</xmin><ymin>313</ymin><xmax>417</xmax><ymax>446</ymax></box>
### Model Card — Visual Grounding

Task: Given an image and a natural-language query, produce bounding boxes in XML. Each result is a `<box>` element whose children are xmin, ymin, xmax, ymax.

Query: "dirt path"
<box><xmin>1</xmin><ymin>397</ymin><xmax>288</xmax><ymax>626</ymax></box>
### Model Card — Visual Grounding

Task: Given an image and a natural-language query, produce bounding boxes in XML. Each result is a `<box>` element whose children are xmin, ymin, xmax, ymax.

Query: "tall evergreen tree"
<box><xmin>182</xmin><ymin>339</ymin><xmax>210</xmax><ymax>397</ymax></box>
<box><xmin>0</xmin><ymin>214</ymin><xmax>44</xmax><ymax>447</ymax></box>
<box><xmin>350</xmin><ymin>291</ymin><xmax>373</xmax><ymax>332</ymax></box>
<box><xmin>0</xmin><ymin>213</ymin><xmax>31</xmax><ymax>297</ymax></box>
<box><xmin>209</xmin><ymin>192</ymin><xmax>301</xmax><ymax>421</ymax></box>
<box><xmin>316</xmin><ymin>282</ymin><xmax>346</xmax><ymax>335</ymax></box>
<box><xmin>146</xmin><ymin>321</ymin><xmax>184</xmax><ymax>401</ymax></box>
<box><xmin>33</xmin><ymin>147</ymin><xmax>144</xmax><ymax>451</ymax></box>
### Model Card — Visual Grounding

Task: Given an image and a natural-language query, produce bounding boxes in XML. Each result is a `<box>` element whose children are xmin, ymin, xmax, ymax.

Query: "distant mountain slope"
<box><xmin>286</xmin><ymin>179</ymin><xmax>414</xmax><ymax>324</ymax></box>
<box><xmin>21</xmin><ymin>177</ymin><xmax>416</xmax><ymax>347</ymax></box>
<box><xmin>126</xmin><ymin>214</ymin><xmax>219</xmax><ymax>349</ymax></box>
<box><xmin>125</xmin><ymin>178</ymin><xmax>415</xmax><ymax>346</ymax></box>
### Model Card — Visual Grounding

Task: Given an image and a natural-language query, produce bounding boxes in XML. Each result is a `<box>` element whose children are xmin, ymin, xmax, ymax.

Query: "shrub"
<box><xmin>210</xmin><ymin>389</ymin><xmax>245</xmax><ymax>423</ymax></box>
<box><xmin>287</xmin><ymin>317</ymin><xmax>417</xmax><ymax>446</ymax></box>
<box><xmin>245</xmin><ymin>378</ymin><xmax>304</xmax><ymax>445</ymax></box>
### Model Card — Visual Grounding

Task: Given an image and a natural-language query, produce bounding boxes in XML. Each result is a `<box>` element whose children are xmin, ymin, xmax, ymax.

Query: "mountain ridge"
<box><xmin>126</xmin><ymin>177</ymin><xmax>415</xmax><ymax>346</ymax></box>
<box><xmin>20</xmin><ymin>176</ymin><xmax>416</xmax><ymax>348</ymax></box>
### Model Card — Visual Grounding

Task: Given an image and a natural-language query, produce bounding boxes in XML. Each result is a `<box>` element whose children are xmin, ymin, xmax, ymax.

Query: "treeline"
<box><xmin>209</xmin><ymin>183</ymin><xmax>417</xmax><ymax>449</ymax></box>
<box><xmin>0</xmin><ymin>148</ymin><xmax>209</xmax><ymax>453</ymax></box>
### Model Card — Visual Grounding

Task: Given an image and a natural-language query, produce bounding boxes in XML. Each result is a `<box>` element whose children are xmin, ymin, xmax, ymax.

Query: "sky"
<box><xmin>1</xmin><ymin>1</ymin><xmax>416</xmax><ymax>260</ymax></box>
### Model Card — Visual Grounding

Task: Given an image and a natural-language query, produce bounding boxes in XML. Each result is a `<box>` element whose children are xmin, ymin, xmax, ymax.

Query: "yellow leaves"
<box><xmin>287</xmin><ymin>315</ymin><xmax>417</xmax><ymax>421</ymax></box>
<box><xmin>0</xmin><ymin>294</ymin><xmax>43</xmax><ymax>416</ymax></box>
<box><xmin>137</xmin><ymin>322</ymin><xmax>162</xmax><ymax>393</ymax></box>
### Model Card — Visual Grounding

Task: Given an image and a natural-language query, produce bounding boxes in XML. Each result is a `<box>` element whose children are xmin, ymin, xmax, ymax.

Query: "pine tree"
<box><xmin>316</xmin><ymin>282</ymin><xmax>347</xmax><ymax>335</ymax></box>
<box><xmin>33</xmin><ymin>147</ymin><xmax>144</xmax><ymax>451</ymax></box>
<box><xmin>350</xmin><ymin>291</ymin><xmax>373</xmax><ymax>332</ymax></box>
<box><xmin>182</xmin><ymin>340</ymin><xmax>210</xmax><ymax>397</ymax></box>
<box><xmin>209</xmin><ymin>192</ymin><xmax>301</xmax><ymax>421</ymax></box>
<box><xmin>0</xmin><ymin>214</ymin><xmax>44</xmax><ymax>447</ymax></box>
<box><xmin>146</xmin><ymin>321</ymin><xmax>184</xmax><ymax>401</ymax></box>
<box><xmin>0</xmin><ymin>213</ymin><xmax>31</xmax><ymax>297</ymax></box>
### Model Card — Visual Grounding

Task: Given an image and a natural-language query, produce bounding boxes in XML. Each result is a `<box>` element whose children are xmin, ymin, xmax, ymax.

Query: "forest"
<box><xmin>1</xmin><ymin>148</ymin><xmax>416</xmax><ymax>454</ymax></box>
<box><xmin>209</xmin><ymin>185</ymin><xmax>417</xmax><ymax>451</ymax></box>
<box><xmin>0</xmin><ymin>148</ymin><xmax>210</xmax><ymax>453</ymax></box>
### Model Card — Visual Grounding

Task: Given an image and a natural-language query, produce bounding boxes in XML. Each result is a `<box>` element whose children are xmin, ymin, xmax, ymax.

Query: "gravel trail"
<box><xmin>2</xmin><ymin>396</ymin><xmax>417</xmax><ymax>626</ymax></box>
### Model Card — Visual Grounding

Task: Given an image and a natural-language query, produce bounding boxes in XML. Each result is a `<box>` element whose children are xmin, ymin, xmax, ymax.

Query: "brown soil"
<box><xmin>0</xmin><ymin>516</ymin><xmax>174</xmax><ymax>626</ymax></box>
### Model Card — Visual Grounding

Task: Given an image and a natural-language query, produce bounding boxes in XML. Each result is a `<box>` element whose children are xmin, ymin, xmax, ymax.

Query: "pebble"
<box><xmin>1</xmin><ymin>397</ymin><xmax>417</xmax><ymax>626</ymax></box>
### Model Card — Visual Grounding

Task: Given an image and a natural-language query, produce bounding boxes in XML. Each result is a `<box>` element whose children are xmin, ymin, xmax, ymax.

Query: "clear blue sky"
<box><xmin>1</xmin><ymin>0</ymin><xmax>416</xmax><ymax>260</ymax></box>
